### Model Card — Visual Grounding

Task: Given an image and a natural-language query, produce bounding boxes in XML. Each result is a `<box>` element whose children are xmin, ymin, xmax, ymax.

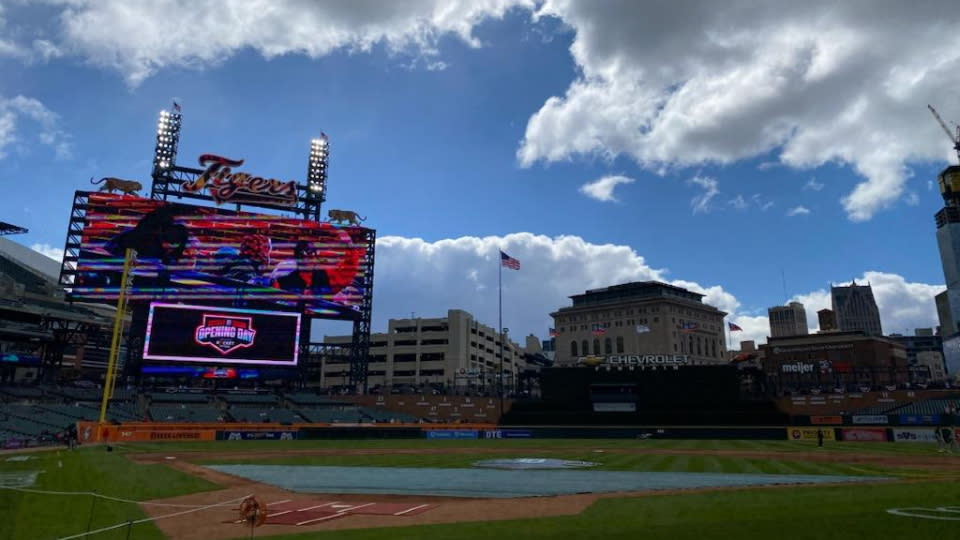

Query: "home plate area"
<box><xmin>260</xmin><ymin>499</ymin><xmax>435</xmax><ymax>526</ymax></box>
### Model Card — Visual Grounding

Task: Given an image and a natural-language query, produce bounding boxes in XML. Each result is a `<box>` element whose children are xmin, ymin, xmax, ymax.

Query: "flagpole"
<box><xmin>498</xmin><ymin>252</ymin><xmax>504</xmax><ymax>420</ymax></box>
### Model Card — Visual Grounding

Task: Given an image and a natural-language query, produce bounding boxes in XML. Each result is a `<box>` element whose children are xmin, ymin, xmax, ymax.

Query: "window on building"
<box><xmin>394</xmin><ymin>354</ymin><xmax>416</xmax><ymax>363</ymax></box>
<box><xmin>571</xmin><ymin>341</ymin><xmax>578</xmax><ymax>357</ymax></box>
<box><xmin>582</xmin><ymin>340</ymin><xmax>589</xmax><ymax>355</ymax></box>
<box><xmin>674</xmin><ymin>343</ymin><xmax>678</xmax><ymax>352</ymax></box>
<box><xmin>604</xmin><ymin>338</ymin><xmax>612</xmax><ymax>354</ymax></box>
<box><xmin>616</xmin><ymin>336</ymin><xmax>624</xmax><ymax>353</ymax></box>
<box><xmin>593</xmin><ymin>339</ymin><xmax>600</xmax><ymax>355</ymax></box>
<box><xmin>654</xmin><ymin>317</ymin><xmax>659</xmax><ymax>323</ymax></box>
<box><xmin>394</xmin><ymin>339</ymin><xmax>417</xmax><ymax>346</ymax></box>
<box><xmin>697</xmin><ymin>337</ymin><xmax>702</xmax><ymax>356</ymax></box>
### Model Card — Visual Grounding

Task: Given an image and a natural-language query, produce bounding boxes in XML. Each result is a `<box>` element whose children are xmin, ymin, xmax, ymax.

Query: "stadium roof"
<box><xmin>0</xmin><ymin>237</ymin><xmax>60</xmax><ymax>281</ymax></box>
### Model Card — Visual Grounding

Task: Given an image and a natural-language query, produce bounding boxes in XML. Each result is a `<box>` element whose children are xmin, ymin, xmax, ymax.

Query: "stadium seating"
<box><xmin>285</xmin><ymin>392</ymin><xmax>349</xmax><ymax>406</ymax></box>
<box><xmin>296</xmin><ymin>408</ymin><xmax>368</xmax><ymax>423</ymax></box>
<box><xmin>228</xmin><ymin>408</ymin><xmax>303</xmax><ymax>423</ymax></box>
<box><xmin>149</xmin><ymin>405</ymin><xmax>224</xmax><ymax>422</ymax></box>
<box><xmin>221</xmin><ymin>393</ymin><xmax>280</xmax><ymax>406</ymax></box>
<box><xmin>896</xmin><ymin>398</ymin><xmax>960</xmax><ymax>416</ymax></box>
<box><xmin>149</xmin><ymin>392</ymin><xmax>210</xmax><ymax>404</ymax></box>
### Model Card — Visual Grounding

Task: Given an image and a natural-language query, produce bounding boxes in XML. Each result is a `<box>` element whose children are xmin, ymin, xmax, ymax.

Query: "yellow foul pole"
<box><xmin>98</xmin><ymin>249</ymin><xmax>135</xmax><ymax>427</ymax></box>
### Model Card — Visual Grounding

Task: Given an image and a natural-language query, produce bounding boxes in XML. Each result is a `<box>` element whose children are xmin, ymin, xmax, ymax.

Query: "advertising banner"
<box><xmin>900</xmin><ymin>414</ymin><xmax>940</xmax><ymax>425</ymax></box>
<box><xmin>425</xmin><ymin>429</ymin><xmax>479</xmax><ymax>440</ymax></box>
<box><xmin>810</xmin><ymin>415</ymin><xmax>843</xmax><ymax>425</ymax></box>
<box><xmin>218</xmin><ymin>431</ymin><xmax>297</xmax><ymax>441</ymax></box>
<box><xmin>72</xmin><ymin>193</ymin><xmax>371</xmax><ymax>317</ymax></box>
<box><xmin>143</xmin><ymin>303</ymin><xmax>300</xmax><ymax>366</ymax></box>
<box><xmin>482</xmin><ymin>429</ymin><xmax>532</xmax><ymax>439</ymax></box>
<box><xmin>841</xmin><ymin>428</ymin><xmax>888</xmax><ymax>442</ymax></box>
<box><xmin>593</xmin><ymin>402</ymin><xmax>637</xmax><ymax>412</ymax></box>
<box><xmin>852</xmin><ymin>415</ymin><xmax>889</xmax><ymax>425</ymax></box>
<box><xmin>893</xmin><ymin>428</ymin><xmax>938</xmax><ymax>443</ymax></box>
<box><xmin>787</xmin><ymin>427</ymin><xmax>836</xmax><ymax>441</ymax></box>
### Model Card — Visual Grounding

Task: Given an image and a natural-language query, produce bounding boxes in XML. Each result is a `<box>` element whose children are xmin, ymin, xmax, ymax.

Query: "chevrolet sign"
<box><xmin>578</xmin><ymin>354</ymin><xmax>690</xmax><ymax>366</ymax></box>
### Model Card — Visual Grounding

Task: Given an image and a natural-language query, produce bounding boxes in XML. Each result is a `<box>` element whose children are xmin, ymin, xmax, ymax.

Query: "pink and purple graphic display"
<box><xmin>143</xmin><ymin>303</ymin><xmax>301</xmax><ymax>366</ymax></box>
<box><xmin>73</xmin><ymin>193</ymin><xmax>370</xmax><ymax>317</ymax></box>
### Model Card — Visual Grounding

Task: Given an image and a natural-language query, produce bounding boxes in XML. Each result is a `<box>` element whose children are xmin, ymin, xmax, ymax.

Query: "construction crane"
<box><xmin>928</xmin><ymin>104</ymin><xmax>960</xmax><ymax>163</ymax></box>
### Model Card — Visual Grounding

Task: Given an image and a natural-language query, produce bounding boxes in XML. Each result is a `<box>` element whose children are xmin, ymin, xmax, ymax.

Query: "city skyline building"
<box><xmin>831</xmin><ymin>281</ymin><xmax>883</xmax><ymax>336</ymax></box>
<box><xmin>935</xmin><ymin>165</ymin><xmax>960</xmax><ymax>337</ymax></box>
<box><xmin>550</xmin><ymin>281</ymin><xmax>727</xmax><ymax>366</ymax></box>
<box><xmin>768</xmin><ymin>302</ymin><xmax>809</xmax><ymax>338</ymax></box>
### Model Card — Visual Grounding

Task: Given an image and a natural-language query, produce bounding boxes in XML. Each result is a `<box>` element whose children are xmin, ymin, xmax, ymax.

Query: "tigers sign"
<box><xmin>181</xmin><ymin>154</ymin><xmax>298</xmax><ymax>206</ymax></box>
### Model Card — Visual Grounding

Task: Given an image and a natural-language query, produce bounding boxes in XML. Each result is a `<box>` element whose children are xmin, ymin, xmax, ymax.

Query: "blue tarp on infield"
<box><xmin>207</xmin><ymin>465</ymin><xmax>884</xmax><ymax>498</ymax></box>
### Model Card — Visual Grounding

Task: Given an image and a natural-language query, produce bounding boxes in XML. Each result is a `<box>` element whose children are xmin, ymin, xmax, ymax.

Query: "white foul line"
<box><xmin>394</xmin><ymin>504</ymin><xmax>430</xmax><ymax>516</ymax></box>
<box><xmin>299</xmin><ymin>502</ymin><xmax>337</xmax><ymax>511</ymax></box>
<box><xmin>296</xmin><ymin>514</ymin><xmax>344</xmax><ymax>526</ymax></box>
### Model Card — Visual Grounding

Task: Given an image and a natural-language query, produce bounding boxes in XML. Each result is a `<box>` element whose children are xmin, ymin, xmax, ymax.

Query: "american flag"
<box><xmin>728</xmin><ymin>322</ymin><xmax>743</xmax><ymax>332</ymax></box>
<box><xmin>549</xmin><ymin>328</ymin><xmax>558</xmax><ymax>337</ymax></box>
<box><xmin>591</xmin><ymin>325</ymin><xmax>606</xmax><ymax>336</ymax></box>
<box><xmin>679</xmin><ymin>322</ymin><xmax>698</xmax><ymax>333</ymax></box>
<box><xmin>172</xmin><ymin>101</ymin><xmax>181</xmax><ymax>113</ymax></box>
<box><xmin>500</xmin><ymin>250</ymin><xmax>520</xmax><ymax>270</ymax></box>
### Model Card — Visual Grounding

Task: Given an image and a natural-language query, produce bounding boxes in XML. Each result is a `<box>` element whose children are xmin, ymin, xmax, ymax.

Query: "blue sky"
<box><xmin>0</xmin><ymin>1</ymin><xmax>957</xmax><ymax>345</ymax></box>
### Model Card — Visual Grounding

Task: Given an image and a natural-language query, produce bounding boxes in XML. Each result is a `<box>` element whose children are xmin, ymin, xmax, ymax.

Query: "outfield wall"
<box><xmin>76</xmin><ymin>420</ymin><xmax>959</xmax><ymax>444</ymax></box>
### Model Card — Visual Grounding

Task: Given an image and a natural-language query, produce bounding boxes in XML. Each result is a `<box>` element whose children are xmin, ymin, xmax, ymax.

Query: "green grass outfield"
<box><xmin>1</xmin><ymin>439</ymin><xmax>958</xmax><ymax>540</ymax></box>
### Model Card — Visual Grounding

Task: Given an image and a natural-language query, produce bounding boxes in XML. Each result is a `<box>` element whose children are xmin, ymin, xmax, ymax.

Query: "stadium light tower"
<box><xmin>153</xmin><ymin>109</ymin><xmax>182</xmax><ymax>174</ymax></box>
<box><xmin>307</xmin><ymin>133</ymin><xmax>329</xmax><ymax>205</ymax></box>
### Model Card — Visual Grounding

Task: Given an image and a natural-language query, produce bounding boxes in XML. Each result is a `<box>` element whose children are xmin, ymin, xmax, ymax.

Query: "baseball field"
<box><xmin>1</xmin><ymin>438</ymin><xmax>958</xmax><ymax>540</ymax></box>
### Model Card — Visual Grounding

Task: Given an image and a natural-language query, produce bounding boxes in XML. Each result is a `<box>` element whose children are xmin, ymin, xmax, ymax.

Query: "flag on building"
<box><xmin>591</xmin><ymin>324</ymin><xmax>606</xmax><ymax>336</ymax></box>
<box><xmin>636</xmin><ymin>324</ymin><xmax>651</xmax><ymax>333</ymax></box>
<box><xmin>549</xmin><ymin>328</ymin><xmax>558</xmax><ymax>337</ymax></box>
<box><xmin>728</xmin><ymin>322</ymin><xmax>743</xmax><ymax>332</ymax></box>
<box><xmin>500</xmin><ymin>250</ymin><xmax>520</xmax><ymax>270</ymax></box>
<box><xmin>679</xmin><ymin>322</ymin><xmax>698</xmax><ymax>333</ymax></box>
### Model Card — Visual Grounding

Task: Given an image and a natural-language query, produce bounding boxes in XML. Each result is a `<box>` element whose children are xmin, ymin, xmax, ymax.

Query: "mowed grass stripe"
<box><xmin>233</xmin><ymin>480</ymin><xmax>960</xmax><ymax>540</ymax></box>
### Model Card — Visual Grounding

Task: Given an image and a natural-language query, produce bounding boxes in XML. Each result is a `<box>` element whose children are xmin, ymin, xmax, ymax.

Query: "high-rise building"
<box><xmin>888</xmin><ymin>328</ymin><xmax>946</xmax><ymax>382</ymax></box>
<box><xmin>550</xmin><ymin>281</ymin><xmax>727</xmax><ymax>366</ymax></box>
<box><xmin>831</xmin><ymin>281</ymin><xmax>883</xmax><ymax>336</ymax></box>
<box><xmin>319</xmin><ymin>309</ymin><xmax>532</xmax><ymax>392</ymax></box>
<box><xmin>935</xmin><ymin>165</ymin><xmax>960</xmax><ymax>337</ymax></box>
<box><xmin>768</xmin><ymin>302</ymin><xmax>808</xmax><ymax>338</ymax></box>
<box><xmin>817</xmin><ymin>309</ymin><xmax>837</xmax><ymax>332</ymax></box>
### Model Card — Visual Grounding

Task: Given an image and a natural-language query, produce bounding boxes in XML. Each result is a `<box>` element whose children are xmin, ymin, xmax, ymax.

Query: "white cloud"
<box><xmin>804</xmin><ymin>178</ymin><xmax>824</xmax><ymax>191</ymax></box>
<box><xmin>689</xmin><ymin>175</ymin><xmax>718</xmax><ymax>214</ymax></box>
<box><xmin>7</xmin><ymin>1</ymin><xmax>958</xmax><ymax>220</ymax></box>
<box><xmin>362</xmin><ymin>235</ymin><xmax>944</xmax><ymax>349</ymax></box>
<box><xmin>11</xmin><ymin>0</ymin><xmax>533</xmax><ymax>86</ymax></box>
<box><xmin>578</xmin><ymin>174</ymin><xmax>635</xmax><ymax>202</ymax></box>
<box><xmin>752</xmin><ymin>194</ymin><xmax>774</xmax><ymax>212</ymax></box>
<box><xmin>905</xmin><ymin>192</ymin><xmax>920</xmax><ymax>206</ymax></box>
<box><xmin>30</xmin><ymin>243</ymin><xmax>64</xmax><ymax>262</ymax></box>
<box><xmin>729</xmin><ymin>194</ymin><xmax>748</xmax><ymax>210</ymax></box>
<box><xmin>790</xmin><ymin>274</ymin><xmax>945</xmax><ymax>336</ymax></box>
<box><xmin>786</xmin><ymin>205</ymin><xmax>810</xmax><ymax>216</ymax></box>
<box><xmin>518</xmin><ymin>1</ymin><xmax>960</xmax><ymax>221</ymax></box>
<box><xmin>0</xmin><ymin>95</ymin><xmax>72</xmax><ymax>159</ymax></box>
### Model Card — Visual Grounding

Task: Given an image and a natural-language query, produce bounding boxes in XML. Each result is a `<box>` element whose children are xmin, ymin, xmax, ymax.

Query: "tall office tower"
<box><xmin>831</xmin><ymin>281</ymin><xmax>883</xmax><ymax>336</ymax></box>
<box><xmin>768</xmin><ymin>302</ymin><xmax>809</xmax><ymax>338</ymax></box>
<box><xmin>935</xmin><ymin>165</ymin><xmax>960</xmax><ymax>336</ymax></box>
<box><xmin>818</xmin><ymin>309</ymin><xmax>837</xmax><ymax>332</ymax></box>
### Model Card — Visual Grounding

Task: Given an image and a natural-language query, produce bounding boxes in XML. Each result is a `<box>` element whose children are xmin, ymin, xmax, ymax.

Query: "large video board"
<box><xmin>143</xmin><ymin>303</ymin><xmax>300</xmax><ymax>366</ymax></box>
<box><xmin>72</xmin><ymin>193</ymin><xmax>370</xmax><ymax>316</ymax></box>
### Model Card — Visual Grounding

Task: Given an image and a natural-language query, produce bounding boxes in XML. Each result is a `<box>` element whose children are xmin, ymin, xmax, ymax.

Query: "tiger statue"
<box><xmin>327</xmin><ymin>209</ymin><xmax>366</xmax><ymax>226</ymax></box>
<box><xmin>90</xmin><ymin>177</ymin><xmax>143</xmax><ymax>195</ymax></box>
